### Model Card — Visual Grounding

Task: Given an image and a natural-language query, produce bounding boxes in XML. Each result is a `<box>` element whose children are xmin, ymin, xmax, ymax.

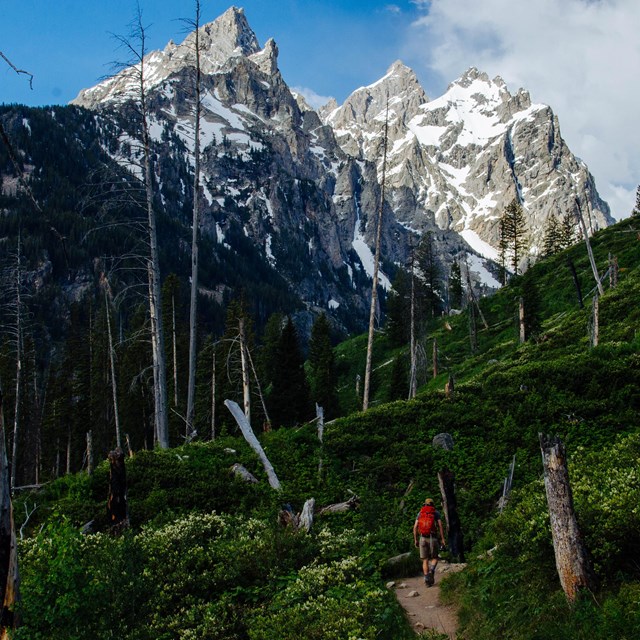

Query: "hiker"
<box><xmin>413</xmin><ymin>497</ymin><xmax>446</xmax><ymax>586</ymax></box>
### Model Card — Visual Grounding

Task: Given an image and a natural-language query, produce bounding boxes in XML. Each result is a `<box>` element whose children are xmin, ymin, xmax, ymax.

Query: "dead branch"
<box><xmin>18</xmin><ymin>503</ymin><xmax>37</xmax><ymax>540</ymax></box>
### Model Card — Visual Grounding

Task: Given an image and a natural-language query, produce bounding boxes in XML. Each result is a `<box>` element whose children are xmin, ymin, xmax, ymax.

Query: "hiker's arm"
<box><xmin>413</xmin><ymin>520</ymin><xmax>419</xmax><ymax>546</ymax></box>
<box><xmin>438</xmin><ymin>519</ymin><xmax>446</xmax><ymax>545</ymax></box>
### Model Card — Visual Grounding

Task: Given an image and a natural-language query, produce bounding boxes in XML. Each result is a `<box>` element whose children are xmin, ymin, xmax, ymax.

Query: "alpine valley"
<box><xmin>2</xmin><ymin>6</ymin><xmax>612</xmax><ymax>339</ymax></box>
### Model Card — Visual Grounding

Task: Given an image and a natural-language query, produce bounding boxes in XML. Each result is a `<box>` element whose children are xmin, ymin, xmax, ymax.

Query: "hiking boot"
<box><xmin>427</xmin><ymin>571</ymin><xmax>435</xmax><ymax>586</ymax></box>
<box><xmin>424</xmin><ymin>574</ymin><xmax>430</xmax><ymax>585</ymax></box>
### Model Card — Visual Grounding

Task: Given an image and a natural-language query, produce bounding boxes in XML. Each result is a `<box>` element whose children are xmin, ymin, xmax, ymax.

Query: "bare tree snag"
<box><xmin>210</xmin><ymin>348</ymin><xmax>216</xmax><ymax>440</ymax></box>
<box><xmin>86</xmin><ymin>431</ymin><xmax>93</xmax><ymax>475</ymax></box>
<box><xmin>101</xmin><ymin>275</ymin><xmax>121</xmax><ymax>448</ymax></box>
<box><xmin>238</xmin><ymin>319</ymin><xmax>251</xmax><ymax>424</ymax></box>
<box><xmin>316</xmin><ymin>404</ymin><xmax>324</xmax><ymax>480</ymax></box>
<box><xmin>408</xmin><ymin>249</ymin><xmax>417</xmax><ymax>400</ymax></box>
<box><xmin>107</xmin><ymin>448</ymin><xmax>129</xmax><ymax>531</ymax></box>
<box><xmin>519</xmin><ymin>296</ymin><xmax>526</xmax><ymax>343</ymax></box>
<box><xmin>574</xmin><ymin>199</ymin><xmax>604</xmax><ymax>297</ymax></box>
<box><xmin>185</xmin><ymin>0</ymin><xmax>204</xmax><ymax>439</ymax></box>
<box><xmin>438</xmin><ymin>468</ymin><xmax>465</xmax><ymax>562</ymax></box>
<box><xmin>1</xmin><ymin>390</ymin><xmax>19</xmax><ymax>635</ymax></box>
<box><xmin>539</xmin><ymin>434</ymin><xmax>593</xmax><ymax>602</ymax></box>
<box><xmin>591</xmin><ymin>294</ymin><xmax>599</xmax><ymax>348</ymax></box>
<box><xmin>224</xmin><ymin>400</ymin><xmax>281</xmax><ymax>490</ymax></box>
<box><xmin>363</xmin><ymin>100</ymin><xmax>389</xmax><ymax>412</ymax></box>
<box><xmin>432</xmin><ymin>337</ymin><xmax>438</xmax><ymax>379</ymax></box>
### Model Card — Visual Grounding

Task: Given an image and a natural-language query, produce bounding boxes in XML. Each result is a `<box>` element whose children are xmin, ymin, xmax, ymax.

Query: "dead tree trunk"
<box><xmin>86</xmin><ymin>431</ymin><xmax>93</xmax><ymax>476</ymax></box>
<box><xmin>363</xmin><ymin>100</ymin><xmax>389</xmax><ymax>412</ymax></box>
<box><xmin>102</xmin><ymin>280</ymin><xmax>121</xmax><ymax>449</ymax></box>
<box><xmin>185</xmin><ymin>0</ymin><xmax>203</xmax><ymax>439</ymax></box>
<box><xmin>107</xmin><ymin>448</ymin><xmax>128</xmax><ymax>531</ymax></box>
<box><xmin>432</xmin><ymin>337</ymin><xmax>438</xmax><ymax>379</ymax></box>
<box><xmin>210</xmin><ymin>348</ymin><xmax>216</xmax><ymax>441</ymax></box>
<box><xmin>224</xmin><ymin>400</ymin><xmax>281</xmax><ymax>490</ymax></box>
<box><xmin>519</xmin><ymin>296</ymin><xmax>526</xmax><ymax>344</ymax></box>
<box><xmin>575</xmin><ymin>199</ymin><xmax>604</xmax><ymax>297</ymax></box>
<box><xmin>238</xmin><ymin>318</ymin><xmax>251</xmax><ymax>424</ymax></box>
<box><xmin>316</xmin><ymin>404</ymin><xmax>324</xmax><ymax>480</ymax></box>
<box><xmin>591</xmin><ymin>294</ymin><xmax>599</xmax><ymax>348</ymax></box>
<box><xmin>539</xmin><ymin>434</ymin><xmax>593</xmax><ymax>602</ymax></box>
<box><xmin>408</xmin><ymin>251</ymin><xmax>417</xmax><ymax>399</ymax></box>
<box><xmin>1</xmin><ymin>390</ymin><xmax>19</xmax><ymax>635</ymax></box>
<box><xmin>438</xmin><ymin>468</ymin><xmax>465</xmax><ymax>562</ymax></box>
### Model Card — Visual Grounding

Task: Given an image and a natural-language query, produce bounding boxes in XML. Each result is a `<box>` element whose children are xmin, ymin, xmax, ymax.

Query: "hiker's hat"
<box><xmin>424</xmin><ymin>498</ymin><xmax>434</xmax><ymax>505</ymax></box>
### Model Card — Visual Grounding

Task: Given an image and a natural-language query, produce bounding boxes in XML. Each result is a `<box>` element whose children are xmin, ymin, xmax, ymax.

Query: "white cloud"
<box><xmin>385</xmin><ymin>4</ymin><xmax>402</xmax><ymax>14</ymax></box>
<box><xmin>291</xmin><ymin>86</ymin><xmax>333</xmax><ymax>110</ymax></box>
<box><xmin>406</xmin><ymin>0</ymin><xmax>640</xmax><ymax>219</ymax></box>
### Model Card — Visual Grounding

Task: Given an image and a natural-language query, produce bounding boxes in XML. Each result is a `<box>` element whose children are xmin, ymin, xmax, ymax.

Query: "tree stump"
<box><xmin>539</xmin><ymin>434</ymin><xmax>593</xmax><ymax>602</ymax></box>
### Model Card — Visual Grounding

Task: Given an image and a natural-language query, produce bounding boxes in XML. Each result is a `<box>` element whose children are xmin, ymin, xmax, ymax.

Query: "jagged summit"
<box><xmin>324</xmin><ymin>63</ymin><xmax>612</xmax><ymax>268</ymax></box>
<box><xmin>320</xmin><ymin>59</ymin><xmax>428</xmax><ymax>159</ymax></box>
<box><xmin>72</xmin><ymin>6</ymin><xmax>271</xmax><ymax>108</ymax></box>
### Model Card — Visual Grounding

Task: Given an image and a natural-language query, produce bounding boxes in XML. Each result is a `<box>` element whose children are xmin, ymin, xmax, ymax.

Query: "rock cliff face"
<box><xmin>73</xmin><ymin>7</ymin><xmax>409</xmax><ymax>332</ymax></box>
<box><xmin>69</xmin><ymin>7</ymin><xmax>612</xmax><ymax>328</ymax></box>
<box><xmin>321</xmin><ymin>65</ymin><xmax>613</xmax><ymax>268</ymax></box>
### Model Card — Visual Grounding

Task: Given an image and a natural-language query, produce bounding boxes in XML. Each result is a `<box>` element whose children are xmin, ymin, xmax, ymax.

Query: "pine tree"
<box><xmin>387</xmin><ymin>355</ymin><xmax>408</xmax><ymax>402</ymax></box>
<box><xmin>632</xmin><ymin>185</ymin><xmax>640</xmax><ymax>217</ymax></box>
<box><xmin>559</xmin><ymin>212</ymin><xmax>577</xmax><ymax>250</ymax></box>
<box><xmin>499</xmin><ymin>199</ymin><xmax>528</xmax><ymax>276</ymax></box>
<box><xmin>385</xmin><ymin>269</ymin><xmax>410</xmax><ymax>347</ymax></box>
<box><xmin>268</xmin><ymin>317</ymin><xmax>310</xmax><ymax>428</ymax></box>
<box><xmin>308</xmin><ymin>314</ymin><xmax>339</xmax><ymax>419</ymax></box>
<box><xmin>415</xmin><ymin>231</ymin><xmax>441</xmax><ymax>317</ymax></box>
<box><xmin>542</xmin><ymin>213</ymin><xmax>562</xmax><ymax>257</ymax></box>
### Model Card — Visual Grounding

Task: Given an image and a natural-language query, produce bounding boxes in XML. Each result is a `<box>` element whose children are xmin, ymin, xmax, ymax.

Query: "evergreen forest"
<box><xmin>2</xmin><ymin>178</ymin><xmax>640</xmax><ymax>638</ymax></box>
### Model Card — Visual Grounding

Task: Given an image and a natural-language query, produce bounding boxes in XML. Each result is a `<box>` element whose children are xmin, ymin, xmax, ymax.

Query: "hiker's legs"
<box><xmin>419</xmin><ymin>538</ymin><xmax>430</xmax><ymax>576</ymax></box>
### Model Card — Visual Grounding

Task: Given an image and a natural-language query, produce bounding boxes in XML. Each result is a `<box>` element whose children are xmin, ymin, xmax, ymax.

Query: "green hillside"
<box><xmin>8</xmin><ymin>215</ymin><xmax>640</xmax><ymax>638</ymax></box>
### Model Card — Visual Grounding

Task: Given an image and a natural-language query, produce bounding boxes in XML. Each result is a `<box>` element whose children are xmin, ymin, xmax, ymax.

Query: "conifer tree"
<box><xmin>542</xmin><ymin>213</ymin><xmax>562</xmax><ymax>257</ymax></box>
<box><xmin>269</xmin><ymin>317</ymin><xmax>310</xmax><ymax>428</ymax></box>
<box><xmin>632</xmin><ymin>185</ymin><xmax>640</xmax><ymax>217</ymax></box>
<box><xmin>416</xmin><ymin>231</ymin><xmax>441</xmax><ymax>317</ymax></box>
<box><xmin>559</xmin><ymin>212</ymin><xmax>577</xmax><ymax>250</ymax></box>
<box><xmin>385</xmin><ymin>269</ymin><xmax>410</xmax><ymax>347</ymax></box>
<box><xmin>499</xmin><ymin>199</ymin><xmax>529</xmax><ymax>276</ymax></box>
<box><xmin>387</xmin><ymin>355</ymin><xmax>408</xmax><ymax>402</ymax></box>
<box><xmin>308</xmin><ymin>314</ymin><xmax>339</xmax><ymax>419</ymax></box>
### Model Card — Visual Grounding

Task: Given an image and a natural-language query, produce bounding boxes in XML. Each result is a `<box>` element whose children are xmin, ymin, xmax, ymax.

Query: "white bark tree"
<box><xmin>362</xmin><ymin>102</ymin><xmax>389</xmax><ymax>411</ymax></box>
<box><xmin>114</xmin><ymin>8</ymin><xmax>169</xmax><ymax>447</ymax></box>
<box><xmin>185</xmin><ymin>0</ymin><xmax>204</xmax><ymax>440</ymax></box>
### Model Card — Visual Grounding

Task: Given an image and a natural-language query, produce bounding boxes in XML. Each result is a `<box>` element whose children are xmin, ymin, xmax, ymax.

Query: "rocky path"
<box><xmin>390</xmin><ymin>562</ymin><xmax>465</xmax><ymax>637</ymax></box>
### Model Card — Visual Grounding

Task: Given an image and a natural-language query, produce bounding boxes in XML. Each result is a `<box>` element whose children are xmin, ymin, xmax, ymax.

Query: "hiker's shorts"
<box><xmin>419</xmin><ymin>535</ymin><xmax>439</xmax><ymax>560</ymax></box>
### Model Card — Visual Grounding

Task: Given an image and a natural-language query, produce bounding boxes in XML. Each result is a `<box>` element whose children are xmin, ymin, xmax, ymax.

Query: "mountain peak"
<box><xmin>72</xmin><ymin>6</ymin><xmax>262</xmax><ymax>107</ymax></box>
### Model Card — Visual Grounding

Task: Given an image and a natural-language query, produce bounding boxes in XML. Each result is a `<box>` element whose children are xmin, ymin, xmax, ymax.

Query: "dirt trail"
<box><xmin>390</xmin><ymin>562</ymin><xmax>465</xmax><ymax>637</ymax></box>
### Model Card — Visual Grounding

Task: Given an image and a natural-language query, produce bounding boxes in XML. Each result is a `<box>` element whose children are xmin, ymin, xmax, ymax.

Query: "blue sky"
<box><xmin>1</xmin><ymin>0</ymin><xmax>639</xmax><ymax>218</ymax></box>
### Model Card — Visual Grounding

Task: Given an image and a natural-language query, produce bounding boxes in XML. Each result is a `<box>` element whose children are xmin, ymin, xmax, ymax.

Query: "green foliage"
<box><xmin>268</xmin><ymin>317</ymin><xmax>311</xmax><ymax>428</ymax></box>
<box><xmin>307</xmin><ymin>313</ymin><xmax>340</xmax><ymax>419</ymax></box>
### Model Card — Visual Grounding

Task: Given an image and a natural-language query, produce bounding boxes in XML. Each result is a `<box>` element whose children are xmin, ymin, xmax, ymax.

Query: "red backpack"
<box><xmin>417</xmin><ymin>505</ymin><xmax>436</xmax><ymax>535</ymax></box>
